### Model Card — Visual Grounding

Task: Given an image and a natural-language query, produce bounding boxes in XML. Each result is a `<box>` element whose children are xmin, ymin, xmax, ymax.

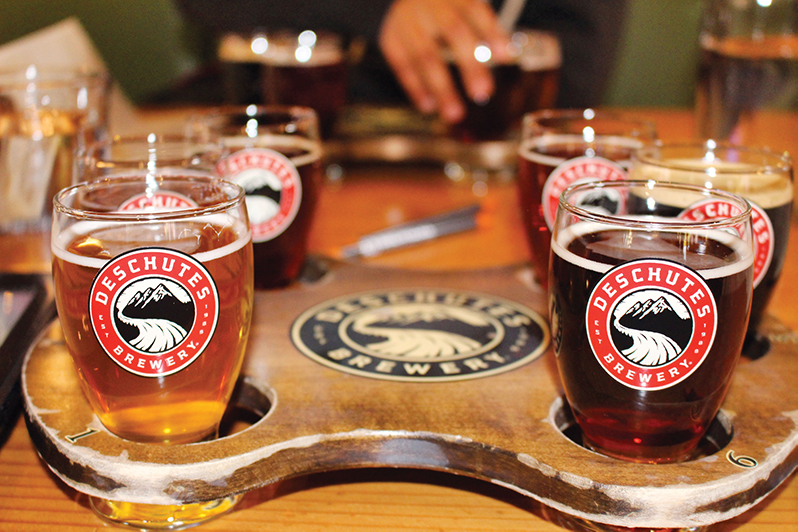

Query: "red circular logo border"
<box><xmin>221</xmin><ymin>147</ymin><xmax>302</xmax><ymax>243</ymax></box>
<box><xmin>89</xmin><ymin>247</ymin><xmax>220</xmax><ymax>377</ymax></box>
<box><xmin>585</xmin><ymin>259</ymin><xmax>718</xmax><ymax>391</ymax></box>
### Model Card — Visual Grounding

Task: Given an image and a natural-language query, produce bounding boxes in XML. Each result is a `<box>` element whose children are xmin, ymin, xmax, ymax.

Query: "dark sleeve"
<box><xmin>176</xmin><ymin>0</ymin><xmax>395</xmax><ymax>40</ymax></box>
<box><xmin>516</xmin><ymin>0</ymin><xmax>629</xmax><ymax>107</ymax></box>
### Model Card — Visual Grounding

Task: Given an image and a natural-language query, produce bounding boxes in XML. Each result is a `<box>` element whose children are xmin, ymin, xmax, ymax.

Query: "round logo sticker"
<box><xmin>541</xmin><ymin>156</ymin><xmax>628</xmax><ymax>229</ymax></box>
<box><xmin>89</xmin><ymin>247</ymin><xmax>219</xmax><ymax>377</ymax></box>
<box><xmin>119</xmin><ymin>191</ymin><xmax>197</xmax><ymax>212</ymax></box>
<box><xmin>586</xmin><ymin>259</ymin><xmax>717</xmax><ymax>391</ymax></box>
<box><xmin>678</xmin><ymin>198</ymin><xmax>773</xmax><ymax>289</ymax></box>
<box><xmin>291</xmin><ymin>289</ymin><xmax>549</xmax><ymax>382</ymax></box>
<box><xmin>219</xmin><ymin>147</ymin><xmax>301</xmax><ymax>243</ymax></box>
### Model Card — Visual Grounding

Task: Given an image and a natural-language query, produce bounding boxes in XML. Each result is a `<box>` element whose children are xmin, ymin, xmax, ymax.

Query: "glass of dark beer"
<box><xmin>189</xmin><ymin>105</ymin><xmax>323</xmax><ymax>289</ymax></box>
<box><xmin>51</xmin><ymin>174</ymin><xmax>254</xmax><ymax>528</ymax></box>
<box><xmin>630</xmin><ymin>140</ymin><xmax>793</xmax><ymax>337</ymax></box>
<box><xmin>517</xmin><ymin>109</ymin><xmax>657</xmax><ymax>286</ymax></box>
<box><xmin>549</xmin><ymin>180</ymin><xmax>754</xmax><ymax>463</ymax></box>
<box><xmin>259</xmin><ymin>30</ymin><xmax>349</xmax><ymax>139</ymax></box>
<box><xmin>449</xmin><ymin>29</ymin><xmax>561</xmax><ymax>144</ymax></box>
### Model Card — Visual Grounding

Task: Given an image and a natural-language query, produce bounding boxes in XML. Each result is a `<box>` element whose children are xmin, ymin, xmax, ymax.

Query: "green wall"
<box><xmin>0</xmin><ymin>0</ymin><xmax>202</xmax><ymax>103</ymax></box>
<box><xmin>604</xmin><ymin>0</ymin><xmax>704</xmax><ymax>107</ymax></box>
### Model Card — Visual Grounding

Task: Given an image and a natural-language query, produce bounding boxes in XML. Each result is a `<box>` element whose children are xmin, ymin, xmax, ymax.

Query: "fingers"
<box><xmin>379</xmin><ymin>0</ymin><xmax>511</xmax><ymax>123</ymax></box>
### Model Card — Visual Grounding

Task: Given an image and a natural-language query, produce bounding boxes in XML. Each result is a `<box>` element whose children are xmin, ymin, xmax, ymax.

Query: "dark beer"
<box><xmin>630</xmin><ymin>145</ymin><xmax>793</xmax><ymax>334</ymax></box>
<box><xmin>220</xmin><ymin>135</ymin><xmax>322</xmax><ymax>289</ymax></box>
<box><xmin>449</xmin><ymin>30</ymin><xmax>560</xmax><ymax>143</ymax></box>
<box><xmin>517</xmin><ymin>135</ymin><xmax>642</xmax><ymax>285</ymax></box>
<box><xmin>260</xmin><ymin>31</ymin><xmax>348</xmax><ymax>139</ymax></box>
<box><xmin>549</xmin><ymin>225</ymin><xmax>752</xmax><ymax>462</ymax></box>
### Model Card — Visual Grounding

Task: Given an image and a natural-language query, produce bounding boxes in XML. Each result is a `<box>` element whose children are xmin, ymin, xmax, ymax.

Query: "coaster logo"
<box><xmin>291</xmin><ymin>290</ymin><xmax>549</xmax><ymax>382</ymax></box>
<box><xmin>586</xmin><ymin>259</ymin><xmax>717</xmax><ymax>391</ymax></box>
<box><xmin>89</xmin><ymin>247</ymin><xmax>219</xmax><ymax>377</ymax></box>
<box><xmin>220</xmin><ymin>147</ymin><xmax>301</xmax><ymax>243</ymax></box>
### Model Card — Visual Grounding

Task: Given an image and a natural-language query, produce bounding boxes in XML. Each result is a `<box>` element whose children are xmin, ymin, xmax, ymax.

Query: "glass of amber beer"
<box><xmin>549</xmin><ymin>180</ymin><xmax>754</xmax><ymax>463</ymax></box>
<box><xmin>630</xmin><ymin>140</ymin><xmax>793</xmax><ymax>340</ymax></box>
<box><xmin>51</xmin><ymin>174</ymin><xmax>254</xmax><ymax>528</ymax></box>
<box><xmin>517</xmin><ymin>109</ymin><xmax>656</xmax><ymax>286</ymax></box>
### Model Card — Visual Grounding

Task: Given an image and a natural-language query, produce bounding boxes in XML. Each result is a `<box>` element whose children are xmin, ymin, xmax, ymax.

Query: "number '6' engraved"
<box><xmin>727</xmin><ymin>450</ymin><xmax>758</xmax><ymax>468</ymax></box>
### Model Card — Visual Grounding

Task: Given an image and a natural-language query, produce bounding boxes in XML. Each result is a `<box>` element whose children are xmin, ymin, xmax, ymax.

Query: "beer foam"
<box><xmin>222</xmin><ymin>134</ymin><xmax>321</xmax><ymax>167</ymax></box>
<box><xmin>519</xmin><ymin>134</ymin><xmax>643</xmax><ymax>167</ymax></box>
<box><xmin>261</xmin><ymin>42</ymin><xmax>344</xmax><ymax>66</ymax></box>
<box><xmin>552</xmin><ymin>220</ymin><xmax>754</xmax><ymax>280</ymax></box>
<box><xmin>630</xmin><ymin>159</ymin><xmax>793</xmax><ymax>209</ymax></box>
<box><xmin>52</xmin><ymin>219</ymin><xmax>251</xmax><ymax>270</ymax></box>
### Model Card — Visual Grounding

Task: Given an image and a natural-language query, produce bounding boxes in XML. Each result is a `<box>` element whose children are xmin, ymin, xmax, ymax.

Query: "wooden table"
<box><xmin>1</xmin><ymin>108</ymin><xmax>796</xmax><ymax>531</ymax></box>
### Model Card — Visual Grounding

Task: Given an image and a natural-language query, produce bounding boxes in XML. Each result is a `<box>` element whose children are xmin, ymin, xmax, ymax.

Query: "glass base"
<box><xmin>89</xmin><ymin>493</ymin><xmax>241</xmax><ymax>530</ymax></box>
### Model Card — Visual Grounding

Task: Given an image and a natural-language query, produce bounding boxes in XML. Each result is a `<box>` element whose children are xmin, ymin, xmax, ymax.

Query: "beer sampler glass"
<box><xmin>549</xmin><ymin>180</ymin><xmax>754</xmax><ymax>463</ymax></box>
<box><xmin>449</xmin><ymin>29</ymin><xmax>561</xmax><ymax>143</ymax></box>
<box><xmin>75</xmin><ymin>133</ymin><xmax>223</xmax><ymax>181</ymax></box>
<box><xmin>517</xmin><ymin>109</ymin><xmax>656</xmax><ymax>286</ymax></box>
<box><xmin>630</xmin><ymin>141</ymin><xmax>793</xmax><ymax>337</ymax></box>
<box><xmin>259</xmin><ymin>30</ymin><xmax>349</xmax><ymax>139</ymax></box>
<box><xmin>189</xmin><ymin>105</ymin><xmax>322</xmax><ymax>289</ymax></box>
<box><xmin>51</xmin><ymin>174</ymin><xmax>254</xmax><ymax>528</ymax></box>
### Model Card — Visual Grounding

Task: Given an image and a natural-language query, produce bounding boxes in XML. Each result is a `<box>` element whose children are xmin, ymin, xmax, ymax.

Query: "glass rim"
<box><xmin>0</xmin><ymin>66</ymin><xmax>109</xmax><ymax>90</ymax></box>
<box><xmin>53</xmin><ymin>174</ymin><xmax>246</xmax><ymax>223</ymax></box>
<box><xmin>633</xmin><ymin>139</ymin><xmax>793</xmax><ymax>175</ymax></box>
<box><xmin>559</xmin><ymin>179</ymin><xmax>753</xmax><ymax>230</ymax></box>
<box><xmin>80</xmin><ymin>133</ymin><xmax>223</xmax><ymax>168</ymax></box>
<box><xmin>190</xmin><ymin>104</ymin><xmax>320</xmax><ymax>125</ymax></box>
<box><xmin>522</xmin><ymin>108</ymin><xmax>657</xmax><ymax>134</ymax></box>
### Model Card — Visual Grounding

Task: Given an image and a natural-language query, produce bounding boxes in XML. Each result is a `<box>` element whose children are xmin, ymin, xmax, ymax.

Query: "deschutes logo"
<box><xmin>219</xmin><ymin>147</ymin><xmax>301</xmax><ymax>243</ymax></box>
<box><xmin>541</xmin><ymin>156</ymin><xmax>628</xmax><ymax>229</ymax></box>
<box><xmin>89</xmin><ymin>247</ymin><xmax>219</xmax><ymax>377</ymax></box>
<box><xmin>291</xmin><ymin>290</ymin><xmax>549</xmax><ymax>382</ymax></box>
<box><xmin>678</xmin><ymin>198</ymin><xmax>773</xmax><ymax>288</ymax></box>
<box><xmin>586</xmin><ymin>259</ymin><xmax>717</xmax><ymax>391</ymax></box>
<box><xmin>119</xmin><ymin>191</ymin><xmax>197</xmax><ymax>212</ymax></box>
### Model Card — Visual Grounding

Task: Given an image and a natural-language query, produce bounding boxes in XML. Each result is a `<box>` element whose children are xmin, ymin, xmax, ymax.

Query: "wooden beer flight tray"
<box><xmin>21</xmin><ymin>259</ymin><xmax>798</xmax><ymax>529</ymax></box>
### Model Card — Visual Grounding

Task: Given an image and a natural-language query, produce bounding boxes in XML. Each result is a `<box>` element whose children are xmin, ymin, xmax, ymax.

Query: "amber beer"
<box><xmin>548</xmin><ymin>181</ymin><xmax>753</xmax><ymax>463</ymax></box>
<box><xmin>51</xmin><ymin>177</ymin><xmax>254</xmax><ymax>445</ymax></box>
<box><xmin>516</xmin><ymin>110</ymin><xmax>656</xmax><ymax>285</ymax></box>
<box><xmin>517</xmin><ymin>135</ymin><xmax>644</xmax><ymax>284</ymax></box>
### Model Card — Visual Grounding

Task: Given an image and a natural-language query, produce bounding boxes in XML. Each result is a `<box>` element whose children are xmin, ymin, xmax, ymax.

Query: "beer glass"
<box><xmin>517</xmin><ymin>109</ymin><xmax>657</xmax><ymax>286</ymax></box>
<box><xmin>695</xmin><ymin>0</ymin><xmax>798</xmax><ymax>145</ymax></box>
<box><xmin>630</xmin><ymin>141</ymin><xmax>793</xmax><ymax>337</ymax></box>
<box><xmin>75</xmin><ymin>133</ymin><xmax>223</xmax><ymax>181</ymax></box>
<box><xmin>549</xmin><ymin>180</ymin><xmax>754</xmax><ymax>463</ymax></box>
<box><xmin>259</xmin><ymin>30</ymin><xmax>349</xmax><ymax>139</ymax></box>
<box><xmin>52</xmin><ymin>174</ymin><xmax>254</xmax><ymax>528</ymax></box>
<box><xmin>449</xmin><ymin>29</ymin><xmax>561</xmax><ymax>143</ymax></box>
<box><xmin>189</xmin><ymin>105</ymin><xmax>323</xmax><ymax>289</ymax></box>
<box><xmin>0</xmin><ymin>66</ymin><xmax>110</xmax><ymax>232</ymax></box>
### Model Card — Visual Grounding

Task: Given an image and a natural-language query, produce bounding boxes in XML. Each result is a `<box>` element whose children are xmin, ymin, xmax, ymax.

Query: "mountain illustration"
<box><xmin>114</xmin><ymin>282</ymin><xmax>195</xmax><ymax>353</ymax></box>
<box><xmin>610</xmin><ymin>293</ymin><xmax>693</xmax><ymax>367</ymax></box>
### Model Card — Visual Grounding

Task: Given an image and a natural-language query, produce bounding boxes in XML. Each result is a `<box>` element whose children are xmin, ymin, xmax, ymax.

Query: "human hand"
<box><xmin>378</xmin><ymin>0</ymin><xmax>513</xmax><ymax>123</ymax></box>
